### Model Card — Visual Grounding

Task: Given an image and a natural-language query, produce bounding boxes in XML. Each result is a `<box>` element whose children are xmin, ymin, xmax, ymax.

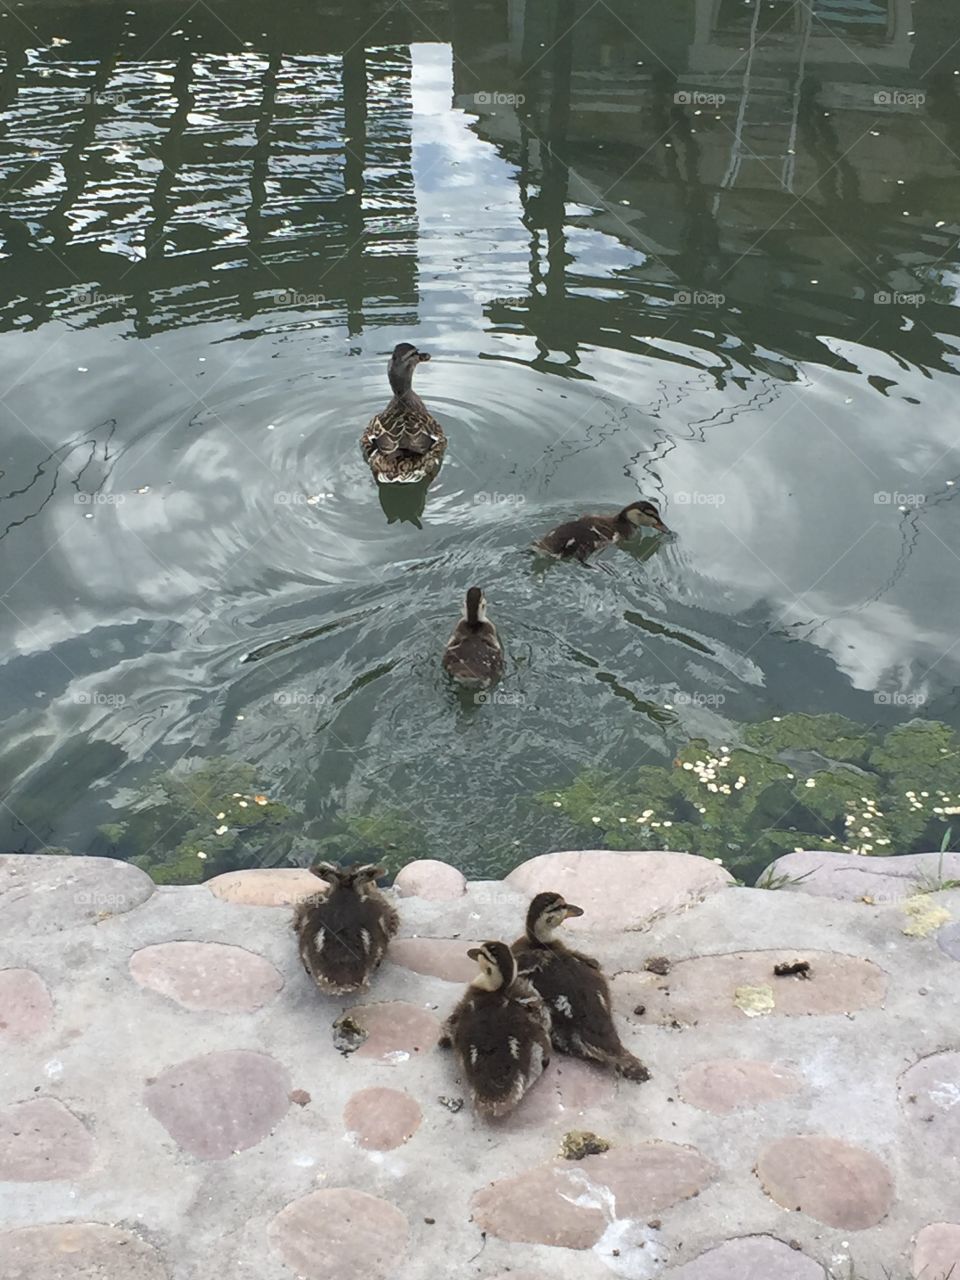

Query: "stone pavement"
<box><xmin>0</xmin><ymin>848</ymin><xmax>958</xmax><ymax>1280</ymax></box>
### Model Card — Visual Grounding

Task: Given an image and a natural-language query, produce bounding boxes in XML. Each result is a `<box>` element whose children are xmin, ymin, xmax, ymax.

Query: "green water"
<box><xmin>1</xmin><ymin>0</ymin><xmax>959</xmax><ymax>883</ymax></box>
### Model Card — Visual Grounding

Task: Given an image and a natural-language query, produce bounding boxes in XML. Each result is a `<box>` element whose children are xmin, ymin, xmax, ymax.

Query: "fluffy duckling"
<box><xmin>534</xmin><ymin>499</ymin><xmax>669</xmax><ymax>563</ymax></box>
<box><xmin>360</xmin><ymin>343</ymin><xmax>447</xmax><ymax>483</ymax></box>
<box><xmin>441</xmin><ymin>586</ymin><xmax>504</xmax><ymax>688</ymax></box>
<box><xmin>440</xmin><ymin>940</ymin><xmax>552</xmax><ymax>1117</ymax></box>
<box><xmin>292</xmin><ymin>862</ymin><xmax>399</xmax><ymax>995</ymax></box>
<box><xmin>512</xmin><ymin>892</ymin><xmax>649</xmax><ymax>1082</ymax></box>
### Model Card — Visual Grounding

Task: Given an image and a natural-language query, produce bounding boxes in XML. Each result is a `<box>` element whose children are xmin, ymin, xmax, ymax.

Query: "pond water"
<box><xmin>1</xmin><ymin>0</ymin><xmax>959</xmax><ymax>884</ymax></box>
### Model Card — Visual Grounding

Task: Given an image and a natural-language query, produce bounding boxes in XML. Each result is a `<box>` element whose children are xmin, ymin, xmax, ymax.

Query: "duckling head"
<box><xmin>467</xmin><ymin>940</ymin><xmax>517</xmax><ymax>991</ymax></box>
<box><xmin>527</xmin><ymin>890</ymin><xmax>584</xmax><ymax>942</ymax></box>
<box><xmin>388</xmin><ymin>342</ymin><xmax>431</xmax><ymax>396</ymax></box>
<box><xmin>621</xmin><ymin>500</ymin><xmax>670</xmax><ymax>534</ymax></box>
<box><xmin>309</xmin><ymin>861</ymin><xmax>386</xmax><ymax>897</ymax></box>
<box><xmin>463</xmin><ymin>585</ymin><xmax>487</xmax><ymax>626</ymax></box>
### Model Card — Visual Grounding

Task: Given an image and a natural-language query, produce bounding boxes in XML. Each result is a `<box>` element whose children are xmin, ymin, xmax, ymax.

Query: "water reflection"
<box><xmin>0</xmin><ymin>0</ymin><xmax>958</xmax><ymax>878</ymax></box>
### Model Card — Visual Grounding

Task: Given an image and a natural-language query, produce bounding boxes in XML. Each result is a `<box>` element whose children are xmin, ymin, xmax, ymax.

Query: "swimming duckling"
<box><xmin>292</xmin><ymin>862</ymin><xmax>399</xmax><ymax>995</ymax></box>
<box><xmin>512</xmin><ymin>892</ymin><xmax>649</xmax><ymax>1082</ymax></box>
<box><xmin>441</xmin><ymin>587</ymin><xmax>504</xmax><ymax>688</ymax></box>
<box><xmin>534</xmin><ymin>500</ymin><xmax>670</xmax><ymax>563</ymax></box>
<box><xmin>360</xmin><ymin>343</ymin><xmax>447</xmax><ymax>484</ymax></box>
<box><xmin>440</xmin><ymin>940</ymin><xmax>552</xmax><ymax>1118</ymax></box>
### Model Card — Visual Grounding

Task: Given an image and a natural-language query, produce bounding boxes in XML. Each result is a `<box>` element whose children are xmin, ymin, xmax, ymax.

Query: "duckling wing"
<box><xmin>442</xmin><ymin>629</ymin><xmax>504</xmax><ymax>687</ymax></box>
<box><xmin>455</xmin><ymin>994</ymin><xmax>550</xmax><ymax>1112</ymax></box>
<box><xmin>535</xmin><ymin>517</ymin><xmax>612</xmax><ymax>561</ymax></box>
<box><xmin>295</xmin><ymin>896</ymin><xmax>392</xmax><ymax>991</ymax></box>
<box><xmin>520</xmin><ymin>948</ymin><xmax>622</xmax><ymax>1055</ymax></box>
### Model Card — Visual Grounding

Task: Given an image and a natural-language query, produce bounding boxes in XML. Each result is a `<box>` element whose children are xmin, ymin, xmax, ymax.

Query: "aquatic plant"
<box><xmin>540</xmin><ymin>715</ymin><xmax>960</xmax><ymax>882</ymax></box>
<box><xmin>96</xmin><ymin>758</ymin><xmax>298</xmax><ymax>884</ymax></box>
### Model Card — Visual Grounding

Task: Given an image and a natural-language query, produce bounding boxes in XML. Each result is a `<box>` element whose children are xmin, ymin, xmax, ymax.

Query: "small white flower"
<box><xmin>215</xmin><ymin>825</ymin><xmax>229</xmax><ymax>835</ymax></box>
<box><xmin>805</xmin><ymin>778</ymin><xmax>816</xmax><ymax>788</ymax></box>
<box><xmin>553</xmin><ymin>801</ymin><xmax>562</xmax><ymax>808</ymax></box>
<box><xmin>663</xmin><ymin>820</ymin><xmax>672</xmax><ymax>828</ymax></box>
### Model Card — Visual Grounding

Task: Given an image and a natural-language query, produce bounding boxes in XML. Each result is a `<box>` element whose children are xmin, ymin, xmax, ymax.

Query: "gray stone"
<box><xmin>0</xmin><ymin>854</ymin><xmax>153</xmax><ymax>930</ymax></box>
<box><xmin>0</xmin><ymin>1098</ymin><xmax>94</xmax><ymax>1180</ymax></box>
<box><xmin>472</xmin><ymin>1143</ymin><xmax>716</xmax><ymax>1248</ymax></box>
<box><xmin>506</xmin><ymin>850</ymin><xmax>732</xmax><ymax>931</ymax></box>
<box><xmin>758</xmin><ymin>850</ymin><xmax>960</xmax><ymax>902</ymax></box>
<box><xmin>666</xmin><ymin>1235</ymin><xmax>824</xmax><ymax>1279</ymax></box>
<box><xmin>679</xmin><ymin>1060</ymin><xmax>802</xmax><ymax>1114</ymax></box>
<box><xmin>757</xmin><ymin>1136</ymin><xmax>894</xmax><ymax>1228</ymax></box>
<box><xmin>0</xmin><ymin>968</ymin><xmax>53</xmax><ymax>1039</ymax></box>
<box><xmin>344</xmin><ymin>1087</ymin><xmax>422</xmax><ymax>1150</ymax></box>
<box><xmin>394</xmin><ymin>860</ymin><xmax>466</xmax><ymax>900</ymax></box>
<box><xmin>144</xmin><ymin>1049</ymin><xmax>290</xmax><ymax>1159</ymax></box>
<box><xmin>913</xmin><ymin>1223</ymin><xmax>960</xmax><ymax>1280</ymax></box>
<box><xmin>900</xmin><ymin>1051</ymin><xmax>960</xmax><ymax>1155</ymax></box>
<box><xmin>129</xmin><ymin>941</ymin><xmax>283</xmax><ymax>1012</ymax></box>
<box><xmin>0</xmin><ymin>1224</ymin><xmax>168</xmax><ymax>1280</ymax></box>
<box><xmin>938</xmin><ymin>922</ymin><xmax>960</xmax><ymax>961</ymax></box>
<box><xmin>613</xmin><ymin>950</ymin><xmax>887</xmax><ymax>1025</ymax></box>
<box><xmin>269</xmin><ymin>1188</ymin><xmax>409</xmax><ymax>1280</ymax></box>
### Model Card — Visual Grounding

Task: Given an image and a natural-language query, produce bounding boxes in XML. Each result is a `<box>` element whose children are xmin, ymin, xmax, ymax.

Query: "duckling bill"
<box><xmin>292</xmin><ymin>862</ymin><xmax>399</xmax><ymax>995</ymax></box>
<box><xmin>534</xmin><ymin>499</ymin><xmax>670</xmax><ymax>563</ymax></box>
<box><xmin>360</xmin><ymin>343</ymin><xmax>447</xmax><ymax>484</ymax></box>
<box><xmin>442</xmin><ymin>586</ymin><xmax>504</xmax><ymax>688</ymax></box>
<box><xmin>512</xmin><ymin>892</ymin><xmax>649</xmax><ymax>1082</ymax></box>
<box><xmin>440</xmin><ymin>940</ymin><xmax>551</xmax><ymax>1118</ymax></box>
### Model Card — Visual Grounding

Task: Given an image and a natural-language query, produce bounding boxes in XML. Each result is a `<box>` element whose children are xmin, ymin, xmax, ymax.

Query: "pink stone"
<box><xmin>914</xmin><ymin>1223</ymin><xmax>960</xmax><ymax>1280</ymax></box>
<box><xmin>394</xmin><ymin>860</ymin><xmax>466</xmax><ymax>900</ymax></box>
<box><xmin>505</xmin><ymin>850</ymin><xmax>732</xmax><ymax>931</ymax></box>
<box><xmin>129</xmin><ymin>941</ymin><xmax>283</xmax><ymax>1012</ymax></box>
<box><xmin>757</xmin><ymin>1136</ymin><xmax>893</xmax><ymax>1229</ymax></box>
<box><xmin>345</xmin><ymin>1002</ymin><xmax>441</xmax><ymax>1062</ymax></box>
<box><xmin>144</xmin><ymin>1049</ymin><xmax>290</xmax><ymax>1159</ymax></box>
<box><xmin>667</xmin><ymin>1236</ymin><xmax>825</xmax><ymax>1280</ymax></box>
<box><xmin>612</xmin><ymin>950</ymin><xmax>887</xmax><ymax>1026</ymax></box>
<box><xmin>0</xmin><ymin>1098</ymin><xmax>94</xmax><ymax>1181</ymax></box>
<box><xmin>344</xmin><ymin>1087</ymin><xmax>422</xmax><ymax>1150</ymax></box>
<box><xmin>0</xmin><ymin>969</ymin><xmax>53</xmax><ymax>1040</ymax></box>
<box><xmin>389</xmin><ymin>938</ymin><xmax>479</xmax><ymax>983</ymax></box>
<box><xmin>205</xmin><ymin>867</ymin><xmax>321</xmax><ymax>906</ymax></box>
<box><xmin>502</xmin><ymin>1058</ymin><xmax>615</xmax><ymax>1130</ymax></box>
<box><xmin>269</xmin><ymin>1188</ymin><xmax>409</xmax><ymax>1280</ymax></box>
<box><xmin>472</xmin><ymin>1142</ymin><xmax>716</xmax><ymax>1248</ymax></box>
<box><xmin>900</xmin><ymin>1052</ymin><xmax>960</xmax><ymax>1156</ymax></box>
<box><xmin>0</xmin><ymin>1223</ymin><xmax>167</xmax><ymax>1280</ymax></box>
<box><xmin>679</xmin><ymin>1060</ymin><xmax>802</xmax><ymax>1114</ymax></box>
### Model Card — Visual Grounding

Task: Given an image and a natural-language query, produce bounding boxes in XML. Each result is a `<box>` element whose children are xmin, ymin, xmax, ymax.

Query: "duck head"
<box><xmin>388</xmin><ymin>342</ymin><xmax>431</xmax><ymax>396</ymax></box>
<box><xmin>620</xmin><ymin>500</ymin><xmax>670</xmax><ymax>534</ymax></box>
<box><xmin>467</xmin><ymin>940</ymin><xmax>517</xmax><ymax>991</ymax></box>
<box><xmin>526</xmin><ymin>890</ymin><xmax>584</xmax><ymax>942</ymax></box>
<box><xmin>464</xmin><ymin>585</ymin><xmax>488</xmax><ymax>627</ymax></box>
<box><xmin>309</xmin><ymin>862</ymin><xmax>386</xmax><ymax>898</ymax></box>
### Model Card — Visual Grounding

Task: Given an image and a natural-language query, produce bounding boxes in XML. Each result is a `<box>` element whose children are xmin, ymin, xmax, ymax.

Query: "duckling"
<box><xmin>534</xmin><ymin>499</ymin><xmax>669</xmax><ymax>563</ymax></box>
<box><xmin>360</xmin><ymin>343</ymin><xmax>447</xmax><ymax>483</ymax></box>
<box><xmin>292</xmin><ymin>862</ymin><xmax>399</xmax><ymax>995</ymax></box>
<box><xmin>440</xmin><ymin>940</ymin><xmax>551</xmax><ymax>1118</ymax></box>
<box><xmin>512</xmin><ymin>892</ymin><xmax>649</xmax><ymax>1082</ymax></box>
<box><xmin>442</xmin><ymin>586</ymin><xmax>504</xmax><ymax>688</ymax></box>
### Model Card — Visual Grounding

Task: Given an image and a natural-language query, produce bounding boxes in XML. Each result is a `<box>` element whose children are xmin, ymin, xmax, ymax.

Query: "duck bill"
<box><xmin>466</xmin><ymin>947</ymin><xmax>481</xmax><ymax>961</ymax></box>
<box><xmin>653</xmin><ymin>518</ymin><xmax>671</xmax><ymax>534</ymax></box>
<box><xmin>563</xmin><ymin>903</ymin><xmax>585</xmax><ymax>919</ymax></box>
<box><xmin>417</xmin><ymin>351</ymin><xmax>431</xmax><ymax>363</ymax></box>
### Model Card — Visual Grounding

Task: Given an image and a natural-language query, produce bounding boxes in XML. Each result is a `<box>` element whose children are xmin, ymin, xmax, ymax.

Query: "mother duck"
<box><xmin>360</xmin><ymin>343</ymin><xmax>447</xmax><ymax>483</ymax></box>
